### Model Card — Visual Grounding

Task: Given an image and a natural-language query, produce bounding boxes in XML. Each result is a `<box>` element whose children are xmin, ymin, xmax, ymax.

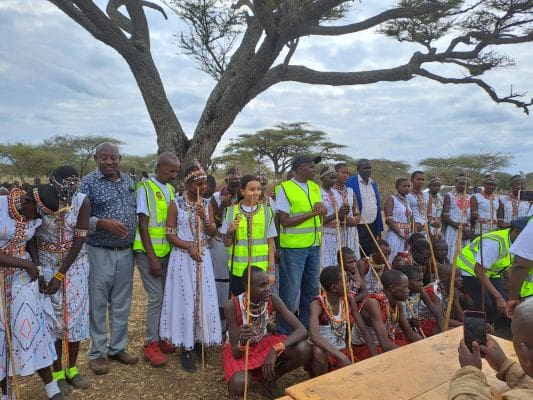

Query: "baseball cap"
<box><xmin>291</xmin><ymin>155</ymin><xmax>322</xmax><ymax>171</ymax></box>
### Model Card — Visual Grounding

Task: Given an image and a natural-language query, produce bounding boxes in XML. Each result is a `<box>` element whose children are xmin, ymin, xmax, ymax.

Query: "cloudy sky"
<box><xmin>1</xmin><ymin>1</ymin><xmax>532</xmax><ymax>174</ymax></box>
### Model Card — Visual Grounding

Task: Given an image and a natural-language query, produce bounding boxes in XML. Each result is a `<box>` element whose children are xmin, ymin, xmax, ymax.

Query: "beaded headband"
<box><xmin>428</xmin><ymin>176</ymin><xmax>442</xmax><ymax>184</ymax></box>
<box><xmin>51</xmin><ymin>174</ymin><xmax>80</xmax><ymax>202</ymax></box>
<box><xmin>254</xmin><ymin>167</ymin><xmax>268</xmax><ymax>185</ymax></box>
<box><xmin>320</xmin><ymin>167</ymin><xmax>337</xmax><ymax>179</ymax></box>
<box><xmin>226</xmin><ymin>167</ymin><xmax>242</xmax><ymax>182</ymax></box>
<box><xmin>33</xmin><ymin>187</ymin><xmax>54</xmax><ymax>217</ymax></box>
<box><xmin>482</xmin><ymin>173</ymin><xmax>496</xmax><ymax>184</ymax></box>
<box><xmin>185</xmin><ymin>162</ymin><xmax>207</xmax><ymax>183</ymax></box>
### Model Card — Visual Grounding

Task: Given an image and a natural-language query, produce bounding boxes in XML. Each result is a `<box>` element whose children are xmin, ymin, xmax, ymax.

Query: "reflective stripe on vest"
<box><xmin>520</xmin><ymin>216</ymin><xmax>533</xmax><ymax>298</ymax></box>
<box><xmin>456</xmin><ymin>229</ymin><xmax>512</xmax><ymax>278</ymax></box>
<box><xmin>279</xmin><ymin>180</ymin><xmax>322</xmax><ymax>248</ymax></box>
<box><xmin>132</xmin><ymin>180</ymin><xmax>175</xmax><ymax>257</ymax></box>
<box><xmin>226</xmin><ymin>204</ymin><xmax>272</xmax><ymax>277</ymax></box>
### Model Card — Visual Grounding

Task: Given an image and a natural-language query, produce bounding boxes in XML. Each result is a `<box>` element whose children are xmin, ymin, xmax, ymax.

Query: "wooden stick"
<box><xmin>58</xmin><ymin>253</ymin><xmax>70</xmax><ymax>372</ymax></box>
<box><xmin>318</xmin><ymin>214</ymin><xmax>324</xmax><ymax>296</ymax></box>
<box><xmin>1</xmin><ymin>271</ymin><xmax>22</xmax><ymax>400</ymax></box>
<box><xmin>444</xmin><ymin>178</ymin><xmax>469</xmax><ymax>330</ymax></box>
<box><xmin>243</xmin><ymin>204</ymin><xmax>254</xmax><ymax>400</ymax></box>
<box><xmin>364</xmin><ymin>222</ymin><xmax>391</xmax><ymax>270</ymax></box>
<box><xmin>479</xmin><ymin>221</ymin><xmax>486</xmax><ymax>313</ymax></box>
<box><xmin>196</xmin><ymin>187</ymin><xmax>205</xmax><ymax>375</ymax></box>
<box><xmin>334</xmin><ymin>203</ymin><xmax>355</xmax><ymax>363</ymax></box>
<box><xmin>424</xmin><ymin>222</ymin><xmax>440</xmax><ymax>281</ymax></box>
<box><xmin>405</xmin><ymin>302</ymin><xmax>427</xmax><ymax>339</ymax></box>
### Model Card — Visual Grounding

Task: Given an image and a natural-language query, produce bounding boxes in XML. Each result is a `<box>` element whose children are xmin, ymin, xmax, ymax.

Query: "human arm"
<box><xmin>224</xmin><ymin>298</ymin><xmax>250</xmax><ymax>360</ymax></box>
<box><xmin>398</xmin><ymin>306</ymin><xmax>422</xmax><ymax>343</ymax></box>
<box><xmin>267</xmin><ymin>238</ymin><xmax>276</xmax><ymax>286</ymax></box>
<box><xmin>348</xmin><ymin>296</ymin><xmax>377</xmax><ymax>356</ymax></box>
<box><xmin>420</xmin><ymin>289</ymin><xmax>444</xmax><ymax>332</ymax></box>
<box><xmin>0</xmin><ymin>254</ymin><xmax>39</xmax><ymax>281</ymax></box>
<box><xmin>351</xmin><ymin>272</ymin><xmax>369</xmax><ymax>303</ymax></box>
<box><xmin>47</xmin><ymin>198</ymin><xmax>91</xmax><ymax>294</ymax></box>
<box><xmin>384</xmin><ymin>197</ymin><xmax>407</xmax><ymax>240</ymax></box>
<box><xmin>470</xmin><ymin>196</ymin><xmax>479</xmax><ymax>224</ymax></box>
<box><xmin>449</xmin><ymin>340</ymin><xmax>492</xmax><ymax>400</ymax></box>
<box><xmin>363</xmin><ymin>298</ymin><xmax>398</xmax><ymax>351</ymax></box>
<box><xmin>507</xmin><ymin>255</ymin><xmax>533</xmax><ymax>316</ymax></box>
<box><xmin>442</xmin><ymin>194</ymin><xmax>453</xmax><ymax>226</ymax></box>
<box><xmin>497</xmin><ymin>201</ymin><xmax>509</xmax><ymax>229</ymax></box>
<box><xmin>165</xmin><ymin>201</ymin><xmax>202</xmax><ymax>262</ymax></box>
<box><xmin>474</xmin><ymin>264</ymin><xmax>506</xmax><ymax>315</ymax></box>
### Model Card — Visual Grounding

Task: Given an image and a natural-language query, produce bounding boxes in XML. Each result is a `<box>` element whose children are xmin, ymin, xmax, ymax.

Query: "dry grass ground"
<box><xmin>20</xmin><ymin>269</ymin><xmax>307</xmax><ymax>400</ymax></box>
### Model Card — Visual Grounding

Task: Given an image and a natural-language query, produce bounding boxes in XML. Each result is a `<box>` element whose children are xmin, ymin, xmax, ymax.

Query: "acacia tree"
<box><xmin>48</xmin><ymin>1</ymin><xmax>533</xmax><ymax>167</ymax></box>
<box><xmin>223</xmin><ymin>122</ymin><xmax>348</xmax><ymax>178</ymax></box>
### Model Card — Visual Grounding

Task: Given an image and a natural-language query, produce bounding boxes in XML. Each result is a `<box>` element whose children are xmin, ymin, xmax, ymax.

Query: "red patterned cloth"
<box><xmin>326</xmin><ymin>347</ymin><xmax>353</xmax><ymax>371</ymax></box>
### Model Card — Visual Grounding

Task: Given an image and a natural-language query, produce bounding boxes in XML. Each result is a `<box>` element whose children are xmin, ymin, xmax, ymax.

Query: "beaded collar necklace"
<box><xmin>8</xmin><ymin>188</ymin><xmax>25</xmax><ymax>222</ymax></box>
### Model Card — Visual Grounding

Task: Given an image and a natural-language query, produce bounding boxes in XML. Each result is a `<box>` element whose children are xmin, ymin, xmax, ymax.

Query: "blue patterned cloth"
<box><xmin>80</xmin><ymin>169</ymin><xmax>137</xmax><ymax>247</ymax></box>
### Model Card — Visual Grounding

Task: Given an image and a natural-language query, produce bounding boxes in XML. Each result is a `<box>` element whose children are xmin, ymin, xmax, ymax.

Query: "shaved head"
<box><xmin>157</xmin><ymin>151</ymin><xmax>180</xmax><ymax>167</ymax></box>
<box><xmin>95</xmin><ymin>142</ymin><xmax>119</xmax><ymax>156</ymax></box>
<box><xmin>512</xmin><ymin>299</ymin><xmax>533</xmax><ymax>343</ymax></box>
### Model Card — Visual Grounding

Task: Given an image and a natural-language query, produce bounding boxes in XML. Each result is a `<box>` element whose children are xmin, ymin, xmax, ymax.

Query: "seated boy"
<box><xmin>433</xmin><ymin>238</ymin><xmax>449</xmax><ymax>264</ymax></box>
<box><xmin>338</xmin><ymin>247</ymin><xmax>369</xmax><ymax>302</ymax></box>
<box><xmin>352</xmin><ymin>270</ymin><xmax>422</xmax><ymax>360</ymax></box>
<box><xmin>309</xmin><ymin>266</ymin><xmax>377</xmax><ymax>376</ymax></box>
<box><xmin>449</xmin><ymin>299</ymin><xmax>533</xmax><ymax>399</ymax></box>
<box><xmin>357</xmin><ymin>239</ymin><xmax>390</xmax><ymax>293</ymax></box>
<box><xmin>223</xmin><ymin>266</ymin><xmax>312</xmax><ymax>398</ymax></box>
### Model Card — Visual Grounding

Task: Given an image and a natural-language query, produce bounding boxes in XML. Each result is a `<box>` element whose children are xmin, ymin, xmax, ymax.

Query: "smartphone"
<box><xmin>519</xmin><ymin>190</ymin><xmax>533</xmax><ymax>202</ymax></box>
<box><xmin>464</xmin><ymin>310</ymin><xmax>487</xmax><ymax>352</ymax></box>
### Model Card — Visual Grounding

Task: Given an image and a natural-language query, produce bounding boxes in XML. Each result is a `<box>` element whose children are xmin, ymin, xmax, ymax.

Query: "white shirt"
<box><xmin>274</xmin><ymin>178</ymin><xmax>311</xmax><ymax>215</ymax></box>
<box><xmin>510</xmin><ymin>220</ymin><xmax>533</xmax><ymax>261</ymax></box>
<box><xmin>358</xmin><ymin>174</ymin><xmax>378</xmax><ymax>224</ymax></box>
<box><xmin>136</xmin><ymin>177</ymin><xmax>171</xmax><ymax>216</ymax></box>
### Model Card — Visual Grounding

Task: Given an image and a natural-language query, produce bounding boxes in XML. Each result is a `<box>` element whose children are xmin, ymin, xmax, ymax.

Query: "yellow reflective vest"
<box><xmin>226</xmin><ymin>204</ymin><xmax>273</xmax><ymax>277</ymax></box>
<box><xmin>457</xmin><ymin>229</ymin><xmax>513</xmax><ymax>278</ymax></box>
<box><xmin>133</xmin><ymin>179</ymin><xmax>175</xmax><ymax>257</ymax></box>
<box><xmin>519</xmin><ymin>216</ymin><xmax>533</xmax><ymax>298</ymax></box>
<box><xmin>279</xmin><ymin>180</ymin><xmax>322</xmax><ymax>248</ymax></box>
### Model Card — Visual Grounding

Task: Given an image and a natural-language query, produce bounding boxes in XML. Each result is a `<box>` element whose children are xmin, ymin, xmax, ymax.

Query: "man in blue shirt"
<box><xmin>80</xmin><ymin>142</ymin><xmax>138</xmax><ymax>375</ymax></box>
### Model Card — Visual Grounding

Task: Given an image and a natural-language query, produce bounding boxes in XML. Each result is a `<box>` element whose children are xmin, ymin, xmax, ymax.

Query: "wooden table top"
<box><xmin>283</xmin><ymin>327</ymin><xmax>515</xmax><ymax>400</ymax></box>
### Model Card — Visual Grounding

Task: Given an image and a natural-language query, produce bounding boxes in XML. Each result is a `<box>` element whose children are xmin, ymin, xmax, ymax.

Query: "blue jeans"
<box><xmin>278</xmin><ymin>246</ymin><xmax>320</xmax><ymax>334</ymax></box>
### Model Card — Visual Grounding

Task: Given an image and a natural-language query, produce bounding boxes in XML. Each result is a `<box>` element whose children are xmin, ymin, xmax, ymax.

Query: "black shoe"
<box><xmin>180</xmin><ymin>350</ymin><xmax>197</xmax><ymax>372</ymax></box>
<box><xmin>194</xmin><ymin>342</ymin><xmax>205</xmax><ymax>360</ymax></box>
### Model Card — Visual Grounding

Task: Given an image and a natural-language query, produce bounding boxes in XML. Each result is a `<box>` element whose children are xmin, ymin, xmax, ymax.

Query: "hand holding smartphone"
<box><xmin>464</xmin><ymin>310</ymin><xmax>487</xmax><ymax>352</ymax></box>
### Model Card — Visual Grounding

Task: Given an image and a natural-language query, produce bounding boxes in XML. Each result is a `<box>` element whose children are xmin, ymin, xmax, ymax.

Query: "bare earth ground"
<box><xmin>21</xmin><ymin>269</ymin><xmax>307</xmax><ymax>400</ymax></box>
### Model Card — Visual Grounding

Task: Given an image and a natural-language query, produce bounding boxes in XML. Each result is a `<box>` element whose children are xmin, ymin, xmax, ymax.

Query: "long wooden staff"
<box><xmin>363</xmin><ymin>222</ymin><xmax>391</xmax><ymax>270</ymax></box>
<box><xmin>196</xmin><ymin>187</ymin><xmax>206</xmax><ymax>375</ymax></box>
<box><xmin>479</xmin><ymin>221</ymin><xmax>486</xmax><ymax>313</ymax></box>
<box><xmin>0</xmin><ymin>271</ymin><xmax>21</xmax><ymax>400</ymax></box>
<box><xmin>318</xmin><ymin>214</ymin><xmax>324</xmax><ymax>296</ymax></box>
<box><xmin>243</xmin><ymin>205</ymin><xmax>254</xmax><ymax>400</ymax></box>
<box><xmin>334</xmin><ymin>203</ymin><xmax>355</xmax><ymax>363</ymax></box>
<box><xmin>444</xmin><ymin>178</ymin><xmax>469</xmax><ymax>330</ymax></box>
<box><xmin>358</xmin><ymin>245</ymin><xmax>383</xmax><ymax>292</ymax></box>
<box><xmin>418</xmin><ymin>192</ymin><xmax>440</xmax><ymax>281</ymax></box>
<box><xmin>58</xmin><ymin>252</ymin><xmax>70</xmax><ymax>373</ymax></box>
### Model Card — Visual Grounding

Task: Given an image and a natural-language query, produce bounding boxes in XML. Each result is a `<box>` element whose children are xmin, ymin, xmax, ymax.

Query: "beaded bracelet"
<box><xmin>54</xmin><ymin>272</ymin><xmax>65</xmax><ymax>281</ymax></box>
<box><xmin>74</xmin><ymin>229</ymin><xmax>88</xmax><ymax>238</ymax></box>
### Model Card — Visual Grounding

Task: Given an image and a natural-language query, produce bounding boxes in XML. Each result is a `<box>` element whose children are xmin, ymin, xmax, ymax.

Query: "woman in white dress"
<box><xmin>442</xmin><ymin>175</ymin><xmax>472</xmax><ymax>261</ymax></box>
<box><xmin>160</xmin><ymin>164</ymin><xmax>221</xmax><ymax>372</ymax></box>
<box><xmin>471</xmin><ymin>174</ymin><xmax>499</xmax><ymax>235</ymax></box>
<box><xmin>498</xmin><ymin>175</ymin><xmax>532</xmax><ymax>228</ymax></box>
<box><xmin>333</xmin><ymin>163</ymin><xmax>361</xmax><ymax>259</ymax></box>
<box><xmin>0</xmin><ymin>186</ymin><xmax>64</xmax><ymax>400</ymax></box>
<box><xmin>36</xmin><ymin>166</ymin><xmax>90</xmax><ymax>394</ymax></box>
<box><xmin>426</xmin><ymin>176</ymin><xmax>444</xmax><ymax>239</ymax></box>
<box><xmin>320</xmin><ymin>167</ymin><xmax>343</xmax><ymax>268</ymax></box>
<box><xmin>407</xmin><ymin>171</ymin><xmax>428</xmax><ymax>236</ymax></box>
<box><xmin>384</xmin><ymin>178</ymin><xmax>413</xmax><ymax>264</ymax></box>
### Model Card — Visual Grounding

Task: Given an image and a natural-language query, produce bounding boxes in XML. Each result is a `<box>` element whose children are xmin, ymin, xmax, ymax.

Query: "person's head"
<box><xmin>337</xmin><ymin>247</ymin><xmax>357</xmax><ymax>274</ymax></box>
<box><xmin>320</xmin><ymin>266</ymin><xmax>343</xmax><ymax>295</ymax></box>
<box><xmin>397</xmin><ymin>264</ymin><xmax>424</xmax><ymax>293</ymax></box>
<box><xmin>511</xmin><ymin>300</ymin><xmax>533</xmax><ymax>377</ymax></box>
<box><xmin>239</xmin><ymin>175</ymin><xmax>261</xmax><ymax>204</ymax></box>
<box><xmin>510</xmin><ymin>175</ymin><xmax>525</xmax><ymax>194</ymax></box>
<box><xmin>129</xmin><ymin>168</ymin><xmax>136</xmax><ymax>175</ymax></box>
<box><xmin>33</xmin><ymin>176</ymin><xmax>41</xmax><ymax>185</ymax></box>
<box><xmin>21</xmin><ymin>182</ymin><xmax>29</xmax><ymax>192</ymax></box>
<box><xmin>455</xmin><ymin>174</ymin><xmax>468</xmax><ymax>193</ymax></box>
<box><xmin>155</xmin><ymin>152</ymin><xmax>180</xmax><ymax>185</ymax></box>
<box><xmin>94</xmin><ymin>142</ymin><xmax>121</xmax><ymax>179</ymax></box>
<box><xmin>292</xmin><ymin>155</ymin><xmax>321</xmax><ymax>181</ymax></box>
<box><xmin>142</xmin><ymin>170</ymin><xmax>149</xmax><ymax>179</ymax></box>
<box><xmin>51</xmin><ymin>165</ymin><xmax>80</xmax><ymax>202</ymax></box>
<box><xmin>381</xmin><ymin>269</ymin><xmax>409</xmax><ymax>301</ymax></box>
<box><xmin>438</xmin><ymin>263</ymin><xmax>463</xmax><ymax>290</ymax></box>
<box><xmin>410</xmin><ymin>171</ymin><xmax>425</xmax><ymax>191</ymax></box>
<box><xmin>407</xmin><ymin>233</ymin><xmax>425</xmax><ymax>248</ymax></box>
<box><xmin>395</xmin><ymin>178</ymin><xmax>410</xmax><ymax>196</ymax></box>
<box><xmin>428</xmin><ymin>176</ymin><xmax>442</xmax><ymax>195</ymax></box>
<box><xmin>482</xmin><ymin>173</ymin><xmax>497</xmax><ymax>195</ymax></box>
<box><xmin>184</xmin><ymin>164</ymin><xmax>208</xmax><ymax>198</ymax></box>
<box><xmin>335</xmin><ymin>163</ymin><xmax>349</xmax><ymax>184</ymax></box>
<box><xmin>319</xmin><ymin>166</ymin><xmax>337</xmax><ymax>190</ymax></box>
<box><xmin>286</xmin><ymin>170</ymin><xmax>295</xmax><ymax>181</ymax></box>
<box><xmin>356</xmin><ymin>159</ymin><xmax>372</xmax><ymax>182</ymax></box>
<box><xmin>510</xmin><ymin>217</ymin><xmax>530</xmax><ymax>243</ymax></box>
<box><xmin>225</xmin><ymin>167</ymin><xmax>242</xmax><ymax>195</ymax></box>
<box><xmin>411</xmin><ymin>239</ymin><xmax>431</xmax><ymax>267</ymax></box>
<box><xmin>204</xmin><ymin>175</ymin><xmax>217</xmax><ymax>199</ymax></box>
<box><xmin>372</xmin><ymin>239</ymin><xmax>391</xmax><ymax>265</ymax></box>
<box><xmin>433</xmin><ymin>239</ymin><xmax>448</xmax><ymax>263</ymax></box>
<box><xmin>11</xmin><ymin>185</ymin><xmax>59</xmax><ymax>220</ymax></box>
<box><xmin>241</xmin><ymin>266</ymin><xmax>270</xmax><ymax>303</ymax></box>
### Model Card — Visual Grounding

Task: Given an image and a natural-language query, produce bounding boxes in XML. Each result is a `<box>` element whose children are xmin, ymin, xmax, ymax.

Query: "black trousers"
<box><xmin>357</xmin><ymin>222</ymin><xmax>378</xmax><ymax>257</ymax></box>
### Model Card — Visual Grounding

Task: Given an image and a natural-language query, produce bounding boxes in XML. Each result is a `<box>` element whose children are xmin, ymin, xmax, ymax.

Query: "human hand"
<box><xmin>458</xmin><ymin>339</ymin><xmax>482</xmax><ymax>370</ymax></box>
<box><xmin>506</xmin><ymin>299</ymin><xmax>521</xmax><ymax>318</ymax></box>
<box><xmin>268</xmin><ymin>273</ymin><xmax>276</xmax><ymax>287</ymax></box>
<box><xmin>187</xmin><ymin>244</ymin><xmax>202</xmax><ymax>262</ymax></box>
<box><xmin>411</xmin><ymin>316</ymin><xmax>422</xmax><ymax>328</ymax></box>
<box><xmin>227</xmin><ymin>215</ymin><xmax>241</xmax><ymax>234</ymax></box>
<box><xmin>24</xmin><ymin>264</ymin><xmax>40</xmax><ymax>282</ymax></box>
<box><xmin>338</xmin><ymin>354</ymin><xmax>352</xmax><ymax>367</ymax></box>
<box><xmin>238</xmin><ymin>324</ymin><xmax>252</xmax><ymax>344</ymax></box>
<box><xmin>262</xmin><ymin>349</ymin><xmax>277</xmax><ymax>381</ymax></box>
<box><xmin>148</xmin><ymin>256</ymin><xmax>162</xmax><ymax>278</ymax></box>
<box><xmin>495</xmin><ymin>297</ymin><xmax>507</xmax><ymax>316</ymax></box>
<box><xmin>46</xmin><ymin>277</ymin><xmax>62</xmax><ymax>295</ymax></box>
<box><xmin>479</xmin><ymin>336</ymin><xmax>506</xmax><ymax>372</ymax></box>
<box><xmin>99</xmin><ymin>219</ymin><xmax>128</xmax><ymax>237</ymax></box>
<box><xmin>194</xmin><ymin>203</ymin><xmax>207</xmax><ymax>222</ymax></box>
<box><xmin>312</xmin><ymin>202</ymin><xmax>326</xmax><ymax>216</ymax></box>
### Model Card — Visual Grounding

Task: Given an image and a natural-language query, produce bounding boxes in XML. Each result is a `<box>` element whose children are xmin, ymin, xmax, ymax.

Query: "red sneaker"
<box><xmin>144</xmin><ymin>342</ymin><xmax>166</xmax><ymax>367</ymax></box>
<box><xmin>159</xmin><ymin>340</ymin><xmax>177</xmax><ymax>354</ymax></box>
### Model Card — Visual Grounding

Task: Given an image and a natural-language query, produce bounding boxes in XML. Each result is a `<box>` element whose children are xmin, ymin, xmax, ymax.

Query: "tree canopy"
<box><xmin>47</xmin><ymin>1</ymin><xmax>533</xmax><ymax>168</ymax></box>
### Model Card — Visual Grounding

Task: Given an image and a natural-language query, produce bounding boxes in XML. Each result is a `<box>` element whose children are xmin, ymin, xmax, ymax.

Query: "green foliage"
<box><xmin>0</xmin><ymin>143</ymin><xmax>60</xmax><ymax>178</ymax></box>
<box><xmin>120</xmin><ymin>154</ymin><xmax>158</xmax><ymax>174</ymax></box>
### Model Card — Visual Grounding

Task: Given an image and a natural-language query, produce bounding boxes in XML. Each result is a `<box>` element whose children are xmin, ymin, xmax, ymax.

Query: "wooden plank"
<box><xmin>285</xmin><ymin>328</ymin><xmax>516</xmax><ymax>400</ymax></box>
<box><xmin>276</xmin><ymin>396</ymin><xmax>295</xmax><ymax>400</ymax></box>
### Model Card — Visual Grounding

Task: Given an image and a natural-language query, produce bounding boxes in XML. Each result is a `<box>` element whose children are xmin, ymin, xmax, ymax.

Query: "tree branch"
<box><xmin>306</xmin><ymin>2</ymin><xmax>445</xmax><ymax>36</ymax></box>
<box><xmin>283</xmin><ymin>38</ymin><xmax>298</xmax><ymax>66</ymax></box>
<box><xmin>253</xmin><ymin>0</ymin><xmax>277</xmax><ymax>37</ymax></box>
<box><xmin>417</xmin><ymin>68</ymin><xmax>532</xmax><ymax>114</ymax></box>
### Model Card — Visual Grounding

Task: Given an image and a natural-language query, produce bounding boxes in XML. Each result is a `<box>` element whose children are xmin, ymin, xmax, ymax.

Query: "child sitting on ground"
<box><xmin>433</xmin><ymin>239</ymin><xmax>449</xmax><ymax>264</ymax></box>
<box><xmin>309</xmin><ymin>266</ymin><xmax>377</xmax><ymax>376</ymax></box>
<box><xmin>223</xmin><ymin>266</ymin><xmax>312</xmax><ymax>398</ymax></box>
<box><xmin>357</xmin><ymin>239</ymin><xmax>390</xmax><ymax>293</ymax></box>
<box><xmin>338</xmin><ymin>247</ymin><xmax>369</xmax><ymax>302</ymax></box>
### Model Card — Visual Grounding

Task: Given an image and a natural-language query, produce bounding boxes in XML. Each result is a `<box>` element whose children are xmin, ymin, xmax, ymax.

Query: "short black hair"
<box><xmin>26</xmin><ymin>184</ymin><xmax>60</xmax><ymax>213</ymax></box>
<box><xmin>410</xmin><ymin>171</ymin><xmax>424</xmax><ymax>180</ymax></box>
<box><xmin>320</xmin><ymin>266</ymin><xmax>341</xmax><ymax>291</ymax></box>
<box><xmin>395</xmin><ymin>178</ymin><xmax>409</xmax><ymax>188</ymax></box>
<box><xmin>397</xmin><ymin>264</ymin><xmax>423</xmax><ymax>280</ymax></box>
<box><xmin>53</xmin><ymin>165</ymin><xmax>80</xmax><ymax>180</ymax></box>
<box><xmin>241</xmin><ymin>265</ymin><xmax>266</xmax><ymax>287</ymax></box>
<box><xmin>337</xmin><ymin>247</ymin><xmax>354</xmax><ymax>264</ymax></box>
<box><xmin>206</xmin><ymin>175</ymin><xmax>216</xmax><ymax>189</ymax></box>
<box><xmin>381</xmin><ymin>269</ymin><xmax>406</xmax><ymax>289</ymax></box>
<box><xmin>372</xmin><ymin>238</ymin><xmax>390</xmax><ymax>252</ymax></box>
<box><xmin>408</xmin><ymin>233</ymin><xmax>426</xmax><ymax>248</ymax></box>
<box><xmin>334</xmin><ymin>163</ymin><xmax>347</xmax><ymax>172</ymax></box>
<box><xmin>411</xmin><ymin>238</ymin><xmax>430</xmax><ymax>254</ymax></box>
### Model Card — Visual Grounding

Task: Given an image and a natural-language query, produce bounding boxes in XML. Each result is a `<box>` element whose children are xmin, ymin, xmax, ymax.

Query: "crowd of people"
<box><xmin>0</xmin><ymin>142</ymin><xmax>532</xmax><ymax>399</ymax></box>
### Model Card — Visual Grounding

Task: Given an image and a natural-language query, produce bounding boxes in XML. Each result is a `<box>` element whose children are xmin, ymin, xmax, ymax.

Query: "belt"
<box><xmin>91</xmin><ymin>244</ymin><xmax>131</xmax><ymax>251</ymax></box>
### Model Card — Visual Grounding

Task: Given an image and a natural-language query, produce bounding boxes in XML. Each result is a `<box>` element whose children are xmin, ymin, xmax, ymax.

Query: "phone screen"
<box><xmin>519</xmin><ymin>190</ymin><xmax>533</xmax><ymax>202</ymax></box>
<box><xmin>464</xmin><ymin>311</ymin><xmax>487</xmax><ymax>352</ymax></box>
